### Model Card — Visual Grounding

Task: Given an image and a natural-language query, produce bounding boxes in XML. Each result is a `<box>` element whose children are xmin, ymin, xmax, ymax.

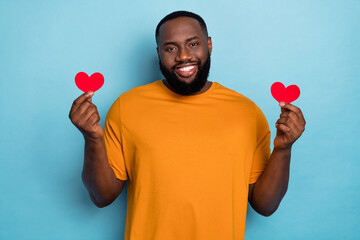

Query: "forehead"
<box><xmin>158</xmin><ymin>17</ymin><xmax>205</xmax><ymax>44</ymax></box>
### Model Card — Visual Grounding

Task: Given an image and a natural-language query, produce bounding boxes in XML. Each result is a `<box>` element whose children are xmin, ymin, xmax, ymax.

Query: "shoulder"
<box><xmin>109</xmin><ymin>80</ymin><xmax>162</xmax><ymax>106</ymax></box>
<box><xmin>118</xmin><ymin>80</ymin><xmax>162</xmax><ymax>102</ymax></box>
<box><xmin>106</xmin><ymin>81</ymin><xmax>160</xmax><ymax>114</ymax></box>
<box><xmin>214</xmin><ymin>82</ymin><xmax>259</xmax><ymax>111</ymax></box>
<box><xmin>214</xmin><ymin>82</ymin><xmax>269</xmax><ymax>124</ymax></box>
<box><xmin>217</xmin><ymin>82</ymin><xmax>269</xmax><ymax>132</ymax></box>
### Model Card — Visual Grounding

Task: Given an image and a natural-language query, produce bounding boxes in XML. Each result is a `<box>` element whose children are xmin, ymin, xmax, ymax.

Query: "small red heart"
<box><xmin>271</xmin><ymin>82</ymin><xmax>300</xmax><ymax>103</ymax></box>
<box><xmin>75</xmin><ymin>72</ymin><xmax>104</xmax><ymax>92</ymax></box>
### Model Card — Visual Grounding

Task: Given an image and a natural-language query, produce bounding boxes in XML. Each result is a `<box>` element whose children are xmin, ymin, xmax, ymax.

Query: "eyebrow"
<box><xmin>163</xmin><ymin>36</ymin><xmax>200</xmax><ymax>47</ymax></box>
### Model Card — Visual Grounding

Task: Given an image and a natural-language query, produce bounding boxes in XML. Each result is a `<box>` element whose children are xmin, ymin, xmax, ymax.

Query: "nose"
<box><xmin>176</xmin><ymin>47</ymin><xmax>192</xmax><ymax>62</ymax></box>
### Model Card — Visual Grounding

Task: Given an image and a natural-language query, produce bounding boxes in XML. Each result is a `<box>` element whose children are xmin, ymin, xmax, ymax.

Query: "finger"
<box><xmin>281</xmin><ymin>107</ymin><xmax>305</xmax><ymax>128</ymax></box>
<box><xmin>281</xmin><ymin>106</ymin><xmax>286</xmax><ymax>113</ymax></box>
<box><xmin>280</xmin><ymin>111</ymin><xmax>290</xmax><ymax>118</ymax></box>
<box><xmin>276</xmin><ymin>117</ymin><xmax>299</xmax><ymax>132</ymax></box>
<box><xmin>87</xmin><ymin>111</ymin><xmax>100</xmax><ymax>126</ymax></box>
<box><xmin>83</xmin><ymin>105</ymin><xmax>98</xmax><ymax>123</ymax></box>
<box><xmin>72</xmin><ymin>100</ymin><xmax>93</xmax><ymax>117</ymax></box>
<box><xmin>95</xmin><ymin>111</ymin><xmax>101</xmax><ymax>125</ymax></box>
<box><xmin>69</xmin><ymin>91</ymin><xmax>94</xmax><ymax>117</ymax></box>
<box><xmin>279</xmin><ymin>102</ymin><xmax>304</xmax><ymax>121</ymax></box>
<box><xmin>279</xmin><ymin>110</ymin><xmax>305</xmax><ymax>134</ymax></box>
<box><xmin>276</xmin><ymin>118</ymin><xmax>290</xmax><ymax>128</ymax></box>
<box><xmin>279</xmin><ymin>102</ymin><xmax>299</xmax><ymax>112</ymax></box>
<box><xmin>276</xmin><ymin>123</ymin><xmax>291</xmax><ymax>133</ymax></box>
<box><xmin>280</xmin><ymin>111</ymin><xmax>300</xmax><ymax>122</ymax></box>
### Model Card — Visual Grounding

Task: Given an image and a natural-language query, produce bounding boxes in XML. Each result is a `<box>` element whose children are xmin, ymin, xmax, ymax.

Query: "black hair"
<box><xmin>155</xmin><ymin>11</ymin><xmax>208</xmax><ymax>43</ymax></box>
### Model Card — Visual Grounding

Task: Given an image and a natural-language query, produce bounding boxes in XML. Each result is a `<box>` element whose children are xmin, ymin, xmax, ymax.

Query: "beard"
<box><xmin>159</xmin><ymin>53</ymin><xmax>211</xmax><ymax>96</ymax></box>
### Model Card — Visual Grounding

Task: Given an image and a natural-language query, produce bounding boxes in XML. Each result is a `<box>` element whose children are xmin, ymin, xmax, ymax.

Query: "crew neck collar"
<box><xmin>158</xmin><ymin>79</ymin><xmax>217</xmax><ymax>99</ymax></box>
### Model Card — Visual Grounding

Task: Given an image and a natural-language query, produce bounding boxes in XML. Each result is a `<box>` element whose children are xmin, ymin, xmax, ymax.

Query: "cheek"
<box><xmin>193</xmin><ymin>47</ymin><xmax>208</xmax><ymax>59</ymax></box>
<box><xmin>160</xmin><ymin>55</ymin><xmax>174</xmax><ymax>68</ymax></box>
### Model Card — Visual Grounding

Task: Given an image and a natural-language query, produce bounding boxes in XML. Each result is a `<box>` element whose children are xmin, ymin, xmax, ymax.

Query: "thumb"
<box><xmin>87</xmin><ymin>91</ymin><xmax>94</xmax><ymax>103</ymax></box>
<box><xmin>279</xmin><ymin>101</ymin><xmax>286</xmax><ymax>113</ymax></box>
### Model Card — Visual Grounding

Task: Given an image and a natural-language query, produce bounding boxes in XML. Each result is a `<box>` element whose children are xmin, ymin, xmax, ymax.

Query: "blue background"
<box><xmin>1</xmin><ymin>0</ymin><xmax>359</xmax><ymax>239</ymax></box>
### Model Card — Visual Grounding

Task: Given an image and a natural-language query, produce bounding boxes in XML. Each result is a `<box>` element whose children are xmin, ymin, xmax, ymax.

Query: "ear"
<box><xmin>156</xmin><ymin>47</ymin><xmax>160</xmax><ymax>59</ymax></box>
<box><xmin>207</xmin><ymin>36</ymin><xmax>212</xmax><ymax>55</ymax></box>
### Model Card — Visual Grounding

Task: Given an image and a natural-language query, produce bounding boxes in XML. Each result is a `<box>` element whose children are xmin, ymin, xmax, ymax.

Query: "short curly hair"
<box><xmin>155</xmin><ymin>11</ymin><xmax>208</xmax><ymax>44</ymax></box>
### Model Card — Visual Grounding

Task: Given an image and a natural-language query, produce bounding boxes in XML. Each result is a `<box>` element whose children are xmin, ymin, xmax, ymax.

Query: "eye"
<box><xmin>190</xmin><ymin>42</ymin><xmax>199</xmax><ymax>47</ymax></box>
<box><xmin>165</xmin><ymin>46</ymin><xmax>176</xmax><ymax>51</ymax></box>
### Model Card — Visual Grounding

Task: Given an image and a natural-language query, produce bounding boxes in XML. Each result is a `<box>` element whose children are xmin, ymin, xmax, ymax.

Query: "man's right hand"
<box><xmin>69</xmin><ymin>91</ymin><xmax>125</xmax><ymax>207</ymax></box>
<box><xmin>69</xmin><ymin>91</ymin><xmax>103</xmax><ymax>141</ymax></box>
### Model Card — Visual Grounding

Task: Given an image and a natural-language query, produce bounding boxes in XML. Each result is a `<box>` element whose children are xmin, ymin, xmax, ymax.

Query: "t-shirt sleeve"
<box><xmin>249</xmin><ymin>104</ymin><xmax>271</xmax><ymax>184</ymax></box>
<box><xmin>103</xmin><ymin>97</ymin><xmax>128</xmax><ymax>180</ymax></box>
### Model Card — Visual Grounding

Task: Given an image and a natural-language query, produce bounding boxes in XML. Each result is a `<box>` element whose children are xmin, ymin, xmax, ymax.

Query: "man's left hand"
<box><xmin>274</xmin><ymin>102</ymin><xmax>306</xmax><ymax>150</ymax></box>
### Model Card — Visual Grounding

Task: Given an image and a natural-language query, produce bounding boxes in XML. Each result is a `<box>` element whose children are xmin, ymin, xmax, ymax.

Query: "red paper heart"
<box><xmin>271</xmin><ymin>82</ymin><xmax>300</xmax><ymax>103</ymax></box>
<box><xmin>75</xmin><ymin>72</ymin><xmax>104</xmax><ymax>92</ymax></box>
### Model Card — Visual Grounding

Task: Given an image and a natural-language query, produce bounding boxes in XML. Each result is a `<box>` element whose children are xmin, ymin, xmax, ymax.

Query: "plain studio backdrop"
<box><xmin>0</xmin><ymin>0</ymin><xmax>359</xmax><ymax>239</ymax></box>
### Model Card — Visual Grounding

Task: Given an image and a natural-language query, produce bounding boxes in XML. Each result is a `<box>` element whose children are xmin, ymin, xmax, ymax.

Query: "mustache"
<box><xmin>172</xmin><ymin>61</ymin><xmax>201</xmax><ymax>70</ymax></box>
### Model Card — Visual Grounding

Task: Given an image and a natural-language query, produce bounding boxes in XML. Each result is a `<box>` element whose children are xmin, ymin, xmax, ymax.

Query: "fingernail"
<box><xmin>86</xmin><ymin>91</ymin><xmax>94</xmax><ymax>96</ymax></box>
<box><xmin>279</xmin><ymin>102</ymin><xmax>285</xmax><ymax>107</ymax></box>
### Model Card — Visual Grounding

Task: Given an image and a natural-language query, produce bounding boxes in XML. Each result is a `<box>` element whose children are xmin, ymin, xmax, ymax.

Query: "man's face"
<box><xmin>157</xmin><ymin>17</ymin><xmax>212</xmax><ymax>95</ymax></box>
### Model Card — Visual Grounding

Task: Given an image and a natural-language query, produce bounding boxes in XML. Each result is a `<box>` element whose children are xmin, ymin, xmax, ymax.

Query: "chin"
<box><xmin>178</xmin><ymin>77</ymin><xmax>196</xmax><ymax>85</ymax></box>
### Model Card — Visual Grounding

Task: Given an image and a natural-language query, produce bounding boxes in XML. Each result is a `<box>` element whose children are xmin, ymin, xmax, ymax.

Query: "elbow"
<box><xmin>250</xmin><ymin>200</ymin><xmax>280</xmax><ymax>217</ymax></box>
<box><xmin>89</xmin><ymin>193</ymin><xmax>114</xmax><ymax>208</ymax></box>
<box><xmin>259</xmin><ymin>209</ymin><xmax>276</xmax><ymax>217</ymax></box>
<box><xmin>82</xmin><ymin>175</ymin><xmax>116</xmax><ymax>208</ymax></box>
<box><xmin>81</xmin><ymin>172</ymin><xmax>125</xmax><ymax>208</ymax></box>
<box><xmin>254</xmin><ymin>206</ymin><xmax>278</xmax><ymax>217</ymax></box>
<box><xmin>93</xmin><ymin>199</ymin><xmax>111</xmax><ymax>208</ymax></box>
<box><xmin>250</xmin><ymin>188</ymin><xmax>288</xmax><ymax>217</ymax></box>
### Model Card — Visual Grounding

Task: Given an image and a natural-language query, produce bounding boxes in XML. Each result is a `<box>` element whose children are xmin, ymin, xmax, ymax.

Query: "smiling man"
<box><xmin>69</xmin><ymin>10</ymin><xmax>306</xmax><ymax>240</ymax></box>
<box><xmin>156</xmin><ymin>14</ymin><xmax>212</xmax><ymax>95</ymax></box>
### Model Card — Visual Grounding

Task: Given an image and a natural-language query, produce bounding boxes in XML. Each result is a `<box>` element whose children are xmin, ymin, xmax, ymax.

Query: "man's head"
<box><xmin>156</xmin><ymin>11</ymin><xmax>212</xmax><ymax>95</ymax></box>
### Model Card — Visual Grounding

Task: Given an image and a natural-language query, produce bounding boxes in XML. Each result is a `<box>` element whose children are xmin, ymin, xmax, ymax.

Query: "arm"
<box><xmin>82</xmin><ymin>137</ymin><xmax>126</xmax><ymax>208</ymax></box>
<box><xmin>248</xmin><ymin>102</ymin><xmax>306</xmax><ymax>216</ymax></box>
<box><xmin>69</xmin><ymin>91</ymin><xmax>126</xmax><ymax>208</ymax></box>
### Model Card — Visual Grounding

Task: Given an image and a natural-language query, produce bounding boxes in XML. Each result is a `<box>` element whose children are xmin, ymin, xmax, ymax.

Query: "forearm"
<box><xmin>82</xmin><ymin>137</ymin><xmax>119</xmax><ymax>206</ymax></box>
<box><xmin>250</xmin><ymin>147</ymin><xmax>291</xmax><ymax>216</ymax></box>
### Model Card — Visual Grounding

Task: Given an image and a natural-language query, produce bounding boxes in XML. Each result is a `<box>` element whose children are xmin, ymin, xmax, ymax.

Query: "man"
<box><xmin>69</xmin><ymin>11</ymin><xmax>305</xmax><ymax>240</ymax></box>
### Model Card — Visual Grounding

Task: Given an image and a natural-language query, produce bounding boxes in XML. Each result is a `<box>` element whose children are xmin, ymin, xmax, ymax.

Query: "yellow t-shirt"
<box><xmin>104</xmin><ymin>80</ymin><xmax>271</xmax><ymax>240</ymax></box>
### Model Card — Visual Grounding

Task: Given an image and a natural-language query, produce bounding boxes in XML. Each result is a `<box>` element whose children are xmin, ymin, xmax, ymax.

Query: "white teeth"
<box><xmin>178</xmin><ymin>65</ymin><xmax>195</xmax><ymax>72</ymax></box>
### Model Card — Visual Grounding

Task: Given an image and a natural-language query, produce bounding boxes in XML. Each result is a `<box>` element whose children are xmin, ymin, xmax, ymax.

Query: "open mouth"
<box><xmin>174</xmin><ymin>64</ymin><xmax>198</xmax><ymax>78</ymax></box>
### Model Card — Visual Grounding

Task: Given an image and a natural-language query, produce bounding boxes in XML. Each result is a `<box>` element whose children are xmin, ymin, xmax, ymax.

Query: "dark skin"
<box><xmin>157</xmin><ymin>17</ymin><xmax>213</xmax><ymax>95</ymax></box>
<box><xmin>69</xmin><ymin>17</ymin><xmax>306</xmax><ymax>213</ymax></box>
<box><xmin>248</xmin><ymin>102</ymin><xmax>306</xmax><ymax>216</ymax></box>
<box><xmin>69</xmin><ymin>92</ymin><xmax>125</xmax><ymax>207</ymax></box>
<box><xmin>158</xmin><ymin>17</ymin><xmax>306</xmax><ymax>216</ymax></box>
<box><xmin>68</xmin><ymin>18</ymin><xmax>215</xmax><ymax>207</ymax></box>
